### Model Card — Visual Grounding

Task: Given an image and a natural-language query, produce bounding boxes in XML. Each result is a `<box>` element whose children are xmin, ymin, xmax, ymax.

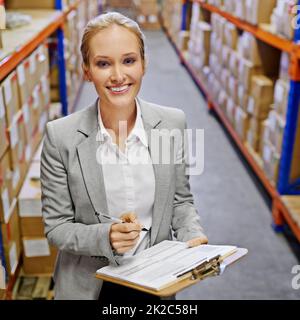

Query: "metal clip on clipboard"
<box><xmin>191</xmin><ymin>254</ymin><xmax>221</xmax><ymax>281</ymax></box>
<box><xmin>176</xmin><ymin>254</ymin><xmax>221</xmax><ymax>281</ymax></box>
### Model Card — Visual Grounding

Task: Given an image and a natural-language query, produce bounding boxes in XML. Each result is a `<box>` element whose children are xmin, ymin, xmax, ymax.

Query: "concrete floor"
<box><xmin>75</xmin><ymin>30</ymin><xmax>300</xmax><ymax>300</ymax></box>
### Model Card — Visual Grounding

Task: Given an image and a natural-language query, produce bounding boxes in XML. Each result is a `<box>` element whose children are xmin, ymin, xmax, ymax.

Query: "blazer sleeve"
<box><xmin>171</xmin><ymin>112</ymin><xmax>207</xmax><ymax>242</ymax></box>
<box><xmin>40</xmin><ymin>122</ymin><xmax>119</xmax><ymax>266</ymax></box>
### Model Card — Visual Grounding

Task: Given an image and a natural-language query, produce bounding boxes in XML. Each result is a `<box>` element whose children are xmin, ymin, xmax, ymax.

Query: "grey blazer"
<box><xmin>40</xmin><ymin>97</ymin><xmax>206</xmax><ymax>300</ymax></box>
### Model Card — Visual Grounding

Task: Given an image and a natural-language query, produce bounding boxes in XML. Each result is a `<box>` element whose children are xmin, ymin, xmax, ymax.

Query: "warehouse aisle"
<box><xmin>75</xmin><ymin>30</ymin><xmax>300</xmax><ymax>299</ymax></box>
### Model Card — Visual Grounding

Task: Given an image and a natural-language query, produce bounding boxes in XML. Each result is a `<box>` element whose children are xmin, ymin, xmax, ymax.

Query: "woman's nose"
<box><xmin>110</xmin><ymin>65</ymin><xmax>125</xmax><ymax>83</ymax></box>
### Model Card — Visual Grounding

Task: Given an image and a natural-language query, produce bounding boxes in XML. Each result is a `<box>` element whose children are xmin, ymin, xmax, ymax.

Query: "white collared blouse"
<box><xmin>97</xmin><ymin>98</ymin><xmax>155</xmax><ymax>256</ymax></box>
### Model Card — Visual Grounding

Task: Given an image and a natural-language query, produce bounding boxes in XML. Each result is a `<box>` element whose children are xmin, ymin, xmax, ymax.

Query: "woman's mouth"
<box><xmin>107</xmin><ymin>84</ymin><xmax>131</xmax><ymax>94</ymax></box>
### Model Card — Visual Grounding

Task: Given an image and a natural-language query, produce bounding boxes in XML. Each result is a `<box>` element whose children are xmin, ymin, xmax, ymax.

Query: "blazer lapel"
<box><xmin>138</xmin><ymin>98</ymin><xmax>171</xmax><ymax>246</ymax></box>
<box><xmin>76</xmin><ymin>101</ymin><xmax>109</xmax><ymax>217</ymax></box>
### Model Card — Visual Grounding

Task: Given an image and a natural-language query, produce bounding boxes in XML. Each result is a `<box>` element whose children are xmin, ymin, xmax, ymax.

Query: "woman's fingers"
<box><xmin>112</xmin><ymin>222</ymin><xmax>142</xmax><ymax>233</ymax></box>
<box><xmin>110</xmin><ymin>222</ymin><xmax>141</xmax><ymax>253</ymax></box>
<box><xmin>113</xmin><ymin>238</ymin><xmax>139</xmax><ymax>250</ymax></box>
<box><xmin>109</xmin><ymin>215</ymin><xmax>142</xmax><ymax>254</ymax></box>
<box><xmin>187</xmin><ymin>236</ymin><xmax>208</xmax><ymax>248</ymax></box>
<box><xmin>110</xmin><ymin>229</ymin><xmax>140</xmax><ymax>242</ymax></box>
<box><xmin>120</xmin><ymin>212</ymin><xmax>138</xmax><ymax>223</ymax></box>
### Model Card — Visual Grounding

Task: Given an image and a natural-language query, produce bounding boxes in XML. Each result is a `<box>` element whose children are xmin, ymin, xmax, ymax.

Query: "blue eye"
<box><xmin>124</xmin><ymin>58</ymin><xmax>136</xmax><ymax>65</ymax></box>
<box><xmin>97</xmin><ymin>61</ymin><xmax>109</xmax><ymax>68</ymax></box>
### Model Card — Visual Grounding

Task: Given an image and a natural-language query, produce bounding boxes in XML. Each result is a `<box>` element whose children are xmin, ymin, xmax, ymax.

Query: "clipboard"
<box><xmin>95</xmin><ymin>247</ymin><xmax>248</xmax><ymax>297</ymax></box>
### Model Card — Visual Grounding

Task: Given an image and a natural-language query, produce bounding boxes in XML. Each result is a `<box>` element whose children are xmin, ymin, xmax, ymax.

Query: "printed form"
<box><xmin>96</xmin><ymin>240</ymin><xmax>237</xmax><ymax>291</ymax></box>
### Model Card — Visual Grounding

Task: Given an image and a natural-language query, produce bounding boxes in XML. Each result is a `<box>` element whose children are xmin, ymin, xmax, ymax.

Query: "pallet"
<box><xmin>13</xmin><ymin>274</ymin><xmax>54</xmax><ymax>300</ymax></box>
<box><xmin>0</xmin><ymin>289</ymin><xmax>6</xmax><ymax>300</ymax></box>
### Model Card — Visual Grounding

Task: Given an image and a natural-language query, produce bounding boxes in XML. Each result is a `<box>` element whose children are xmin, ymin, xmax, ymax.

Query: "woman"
<box><xmin>41</xmin><ymin>12</ymin><xmax>208</xmax><ymax>301</ymax></box>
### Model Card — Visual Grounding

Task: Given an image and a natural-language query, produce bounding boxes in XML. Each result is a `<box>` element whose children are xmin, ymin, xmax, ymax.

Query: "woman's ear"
<box><xmin>82</xmin><ymin>63</ymin><xmax>91</xmax><ymax>82</ymax></box>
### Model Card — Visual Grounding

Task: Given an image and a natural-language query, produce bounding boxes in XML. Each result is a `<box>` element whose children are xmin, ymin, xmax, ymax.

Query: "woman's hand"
<box><xmin>187</xmin><ymin>235</ymin><xmax>208</xmax><ymax>248</ymax></box>
<box><xmin>109</xmin><ymin>212</ymin><xmax>142</xmax><ymax>254</ymax></box>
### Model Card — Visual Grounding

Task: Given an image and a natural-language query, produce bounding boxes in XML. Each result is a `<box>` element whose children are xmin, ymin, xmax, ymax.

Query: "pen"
<box><xmin>95</xmin><ymin>212</ymin><xmax>149</xmax><ymax>232</ymax></box>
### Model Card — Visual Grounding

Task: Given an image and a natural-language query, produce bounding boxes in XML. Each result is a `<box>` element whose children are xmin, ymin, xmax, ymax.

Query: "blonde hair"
<box><xmin>81</xmin><ymin>12</ymin><xmax>146</xmax><ymax>68</ymax></box>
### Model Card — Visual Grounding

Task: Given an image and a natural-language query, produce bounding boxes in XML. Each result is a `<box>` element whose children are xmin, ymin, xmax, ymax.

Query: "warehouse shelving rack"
<box><xmin>0</xmin><ymin>0</ymin><xmax>102</xmax><ymax>299</ymax></box>
<box><xmin>161</xmin><ymin>0</ymin><xmax>300</xmax><ymax>242</ymax></box>
<box><xmin>0</xmin><ymin>0</ymin><xmax>94</xmax><ymax>115</ymax></box>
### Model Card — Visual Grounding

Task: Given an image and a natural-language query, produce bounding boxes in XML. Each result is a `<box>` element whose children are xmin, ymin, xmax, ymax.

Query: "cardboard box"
<box><xmin>20</xmin><ymin>217</ymin><xmax>45</xmax><ymax>238</ymax></box>
<box><xmin>4</xmin><ymin>238</ymin><xmax>21</xmax><ymax>276</ymax></box>
<box><xmin>0</xmin><ymin>152</ymin><xmax>13</xmax><ymax>224</ymax></box>
<box><xmin>36</xmin><ymin>44</ymin><xmax>49</xmax><ymax>81</ymax></box>
<box><xmin>48</xmin><ymin>102</ymin><xmax>62</xmax><ymax>121</ymax></box>
<box><xmin>290</xmin><ymin>109</ymin><xmax>300</xmax><ymax>182</ymax></box>
<box><xmin>235</xmin><ymin>0</ymin><xmax>246</xmax><ymax>20</ymax></box>
<box><xmin>2</xmin><ymin>71</ymin><xmax>20</xmax><ymax>126</ymax></box>
<box><xmin>31</xmin><ymin>129</ymin><xmax>43</xmax><ymax>159</ymax></box>
<box><xmin>247</xmin><ymin>95</ymin><xmax>271</xmax><ymax>119</ymax></box>
<box><xmin>6</xmin><ymin>0</ymin><xmax>56</xmax><ymax>9</ymax></box>
<box><xmin>22</xmin><ymin>102</ymin><xmax>34</xmax><ymax>147</ymax></box>
<box><xmin>239</xmin><ymin>32</ymin><xmax>262</xmax><ymax>66</ymax></box>
<box><xmin>228</xmin><ymin>49</ymin><xmax>239</xmax><ymax>78</ymax></box>
<box><xmin>0</xmin><ymin>87</ymin><xmax>8</xmax><ymax>158</ymax></box>
<box><xmin>279</xmin><ymin>51</ymin><xmax>290</xmax><ymax>82</ymax></box>
<box><xmin>245</xmin><ymin>0</ymin><xmax>276</xmax><ymax>25</ymax></box>
<box><xmin>247</xmin><ymin>117</ymin><xmax>263</xmax><ymax>152</ymax></box>
<box><xmin>26</xmin><ymin>50</ymin><xmax>39</xmax><ymax>94</ymax></box>
<box><xmin>16</xmin><ymin>61</ymin><xmax>30</xmax><ymax>107</ymax></box>
<box><xmin>226</xmin><ymin>98</ymin><xmax>236</xmax><ymax>125</ymax></box>
<box><xmin>38</xmin><ymin>111</ymin><xmax>48</xmax><ymax>137</ymax></box>
<box><xmin>221</xmin><ymin>45</ymin><xmax>230</xmax><ymax>68</ymax></box>
<box><xmin>235</xmin><ymin>106</ymin><xmax>250</xmax><ymax>141</ymax></box>
<box><xmin>138</xmin><ymin>0</ymin><xmax>158</xmax><ymax>15</ymax></box>
<box><xmin>228</xmin><ymin>75</ymin><xmax>238</xmax><ymax>104</ymax></box>
<box><xmin>31</xmin><ymin>84</ymin><xmax>43</xmax><ymax>129</ymax></box>
<box><xmin>262</xmin><ymin>140</ymin><xmax>280</xmax><ymax>184</ymax></box>
<box><xmin>217</xmin><ymin>90</ymin><xmax>228</xmax><ymax>111</ymax></box>
<box><xmin>7</xmin><ymin>112</ymin><xmax>27</xmax><ymax>198</ymax></box>
<box><xmin>7</xmin><ymin>112</ymin><xmax>20</xmax><ymax>170</ymax></box>
<box><xmin>273</xmin><ymin>79</ymin><xmax>289</xmax><ymax>118</ymax></box>
<box><xmin>1</xmin><ymin>198</ymin><xmax>19</xmax><ymax>247</ymax></box>
<box><xmin>177</xmin><ymin>30</ymin><xmax>190</xmax><ymax>52</ymax></box>
<box><xmin>2</xmin><ymin>199</ymin><xmax>21</xmax><ymax>276</ymax></box>
<box><xmin>224</xmin><ymin>22</ymin><xmax>238</xmax><ymax>49</ymax></box>
<box><xmin>238</xmin><ymin>58</ymin><xmax>263</xmax><ymax>91</ymax></box>
<box><xmin>18</xmin><ymin>161</ymin><xmax>42</xmax><ymax>220</ymax></box>
<box><xmin>251</xmin><ymin>75</ymin><xmax>274</xmax><ymax>105</ymax></box>
<box><xmin>221</xmin><ymin>68</ymin><xmax>231</xmax><ymax>93</ymax></box>
<box><xmin>237</xmin><ymin>84</ymin><xmax>249</xmax><ymax>111</ymax></box>
<box><xmin>107</xmin><ymin>0</ymin><xmax>133</xmax><ymax>8</ymax></box>
<box><xmin>22</xmin><ymin>237</ymin><xmax>57</xmax><ymax>275</ymax></box>
<box><xmin>267</xmin><ymin>110</ymin><xmax>285</xmax><ymax>155</ymax></box>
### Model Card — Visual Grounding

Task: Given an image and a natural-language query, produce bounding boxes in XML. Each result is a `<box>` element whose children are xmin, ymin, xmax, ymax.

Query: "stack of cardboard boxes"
<box><xmin>50</xmin><ymin>0</ymin><xmax>99</xmax><ymax>113</ymax></box>
<box><xmin>186</xmin><ymin>5</ymin><xmax>290</xmax><ymax>185</ymax></box>
<box><xmin>161</xmin><ymin>0</ymin><xmax>182</xmax><ymax>41</ymax></box>
<box><xmin>259</xmin><ymin>53</ymin><xmax>292</xmax><ymax>184</ymax></box>
<box><xmin>186</xmin><ymin>3</ymin><xmax>211</xmax><ymax>75</ymax></box>
<box><xmin>0</xmin><ymin>0</ymin><xmax>102</xmax><ymax>296</ymax></box>
<box><xmin>208</xmin><ymin>12</ymin><xmax>279</xmax><ymax>142</ymax></box>
<box><xmin>18</xmin><ymin>143</ymin><xmax>57</xmax><ymax>275</ymax></box>
<box><xmin>5</xmin><ymin>0</ymin><xmax>77</xmax><ymax>10</ymax></box>
<box><xmin>271</xmin><ymin>0</ymin><xmax>297</xmax><ymax>39</ymax></box>
<box><xmin>206</xmin><ymin>0</ymin><xmax>277</xmax><ymax>25</ymax></box>
<box><xmin>0</xmin><ymin>42</ymin><xmax>51</xmax><ymax>282</ymax></box>
<box><xmin>135</xmin><ymin>0</ymin><xmax>160</xmax><ymax>30</ymax></box>
<box><xmin>106</xmin><ymin>0</ymin><xmax>133</xmax><ymax>7</ymax></box>
<box><xmin>204</xmin><ymin>0</ymin><xmax>296</xmax><ymax>40</ymax></box>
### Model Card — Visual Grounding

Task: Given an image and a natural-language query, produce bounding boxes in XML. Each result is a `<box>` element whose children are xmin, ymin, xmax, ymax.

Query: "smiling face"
<box><xmin>83</xmin><ymin>24</ymin><xmax>145</xmax><ymax>111</ymax></box>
